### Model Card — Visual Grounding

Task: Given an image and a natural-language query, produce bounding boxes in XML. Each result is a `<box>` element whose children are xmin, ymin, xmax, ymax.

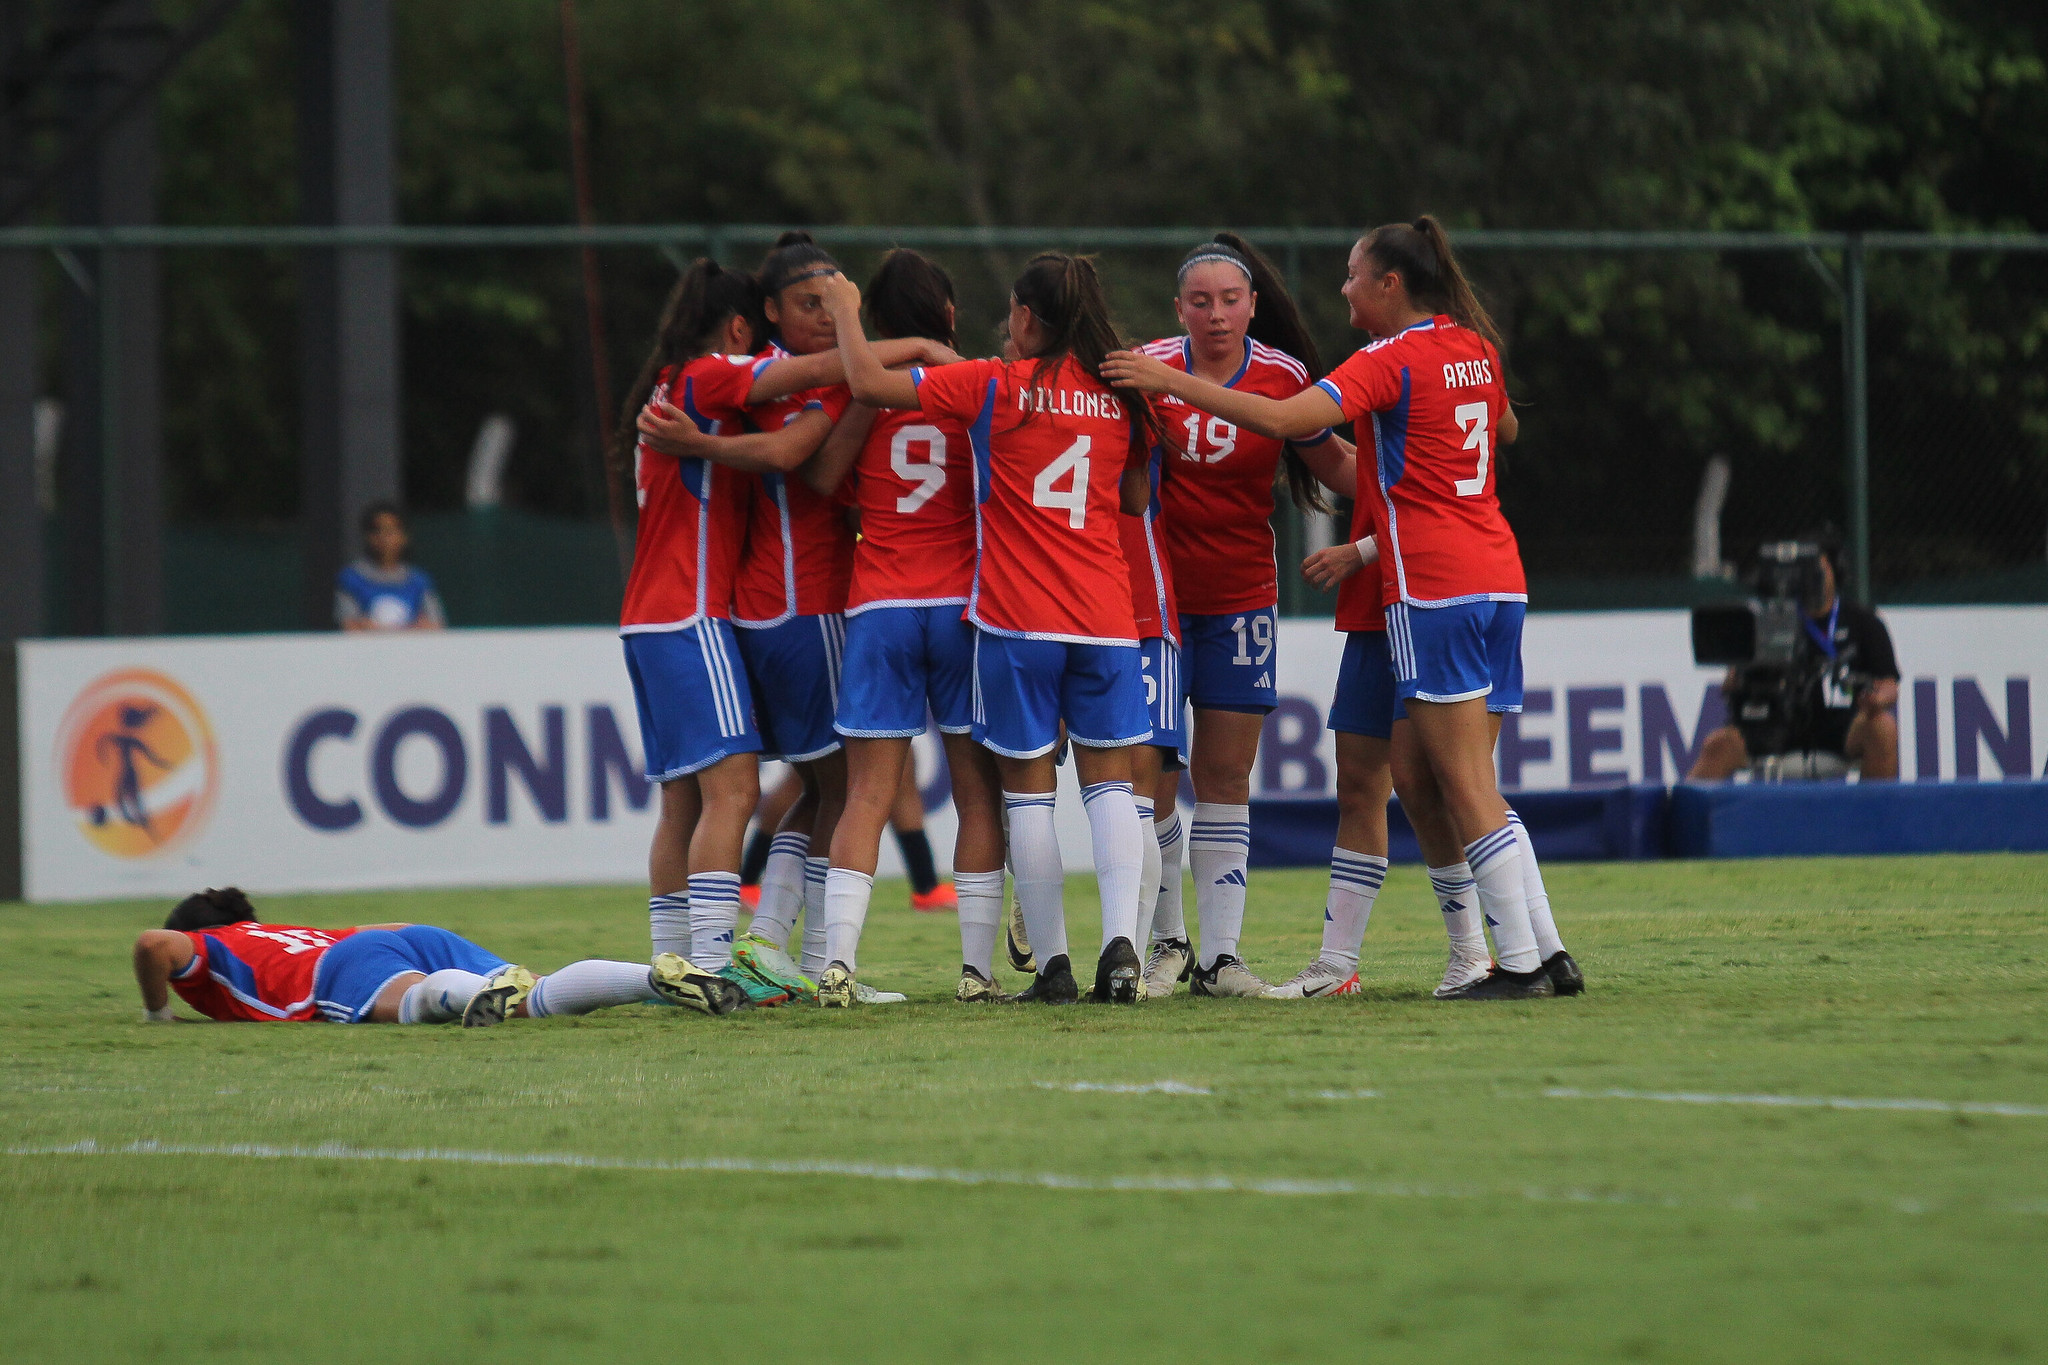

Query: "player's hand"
<box><xmin>821</xmin><ymin>272</ymin><xmax>862</xmax><ymax>322</ymax></box>
<box><xmin>1301</xmin><ymin>542</ymin><xmax>1366</xmax><ymax>592</ymax></box>
<box><xmin>914</xmin><ymin>339</ymin><xmax>963</xmax><ymax>366</ymax></box>
<box><xmin>636</xmin><ymin>399</ymin><xmax>714</xmax><ymax>457</ymax></box>
<box><xmin>1098</xmin><ymin>349</ymin><xmax>1176</xmax><ymax>393</ymax></box>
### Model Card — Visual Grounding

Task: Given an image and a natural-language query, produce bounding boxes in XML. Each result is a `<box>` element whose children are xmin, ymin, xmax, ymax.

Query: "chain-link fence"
<box><xmin>6</xmin><ymin>224</ymin><xmax>2045</xmax><ymax>634</ymax></box>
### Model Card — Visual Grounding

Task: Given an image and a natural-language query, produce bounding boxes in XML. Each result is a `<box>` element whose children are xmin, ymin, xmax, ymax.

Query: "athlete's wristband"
<box><xmin>145</xmin><ymin>1005</ymin><xmax>176</xmax><ymax>1022</ymax></box>
<box><xmin>1354</xmin><ymin>536</ymin><xmax>1380</xmax><ymax>565</ymax></box>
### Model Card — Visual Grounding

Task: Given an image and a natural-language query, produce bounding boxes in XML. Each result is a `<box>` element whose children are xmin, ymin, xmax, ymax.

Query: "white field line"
<box><xmin>9</xmin><ymin>1138</ymin><xmax>1700</xmax><ymax>1209</ymax></box>
<box><xmin>1544</xmin><ymin>1088</ymin><xmax>2048</xmax><ymax>1118</ymax></box>
<box><xmin>1033</xmin><ymin>1080</ymin><xmax>1211</xmax><ymax>1095</ymax></box>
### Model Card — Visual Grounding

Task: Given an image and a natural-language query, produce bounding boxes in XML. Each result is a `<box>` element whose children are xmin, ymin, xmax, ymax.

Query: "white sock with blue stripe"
<box><xmin>1506</xmin><ymin>810</ymin><xmax>1565</xmax><ymax>959</ymax></box>
<box><xmin>1003</xmin><ymin>791</ymin><xmax>1068</xmax><ymax>968</ymax></box>
<box><xmin>397</xmin><ymin>969</ymin><xmax>488</xmax><ymax>1024</ymax></box>
<box><xmin>528</xmin><ymin>960</ymin><xmax>656</xmax><ymax>1018</ymax></box>
<box><xmin>749</xmin><ymin>830</ymin><xmax>808</xmax><ymax>949</ymax></box>
<box><xmin>799</xmin><ymin>857</ymin><xmax>830</xmax><ymax>977</ymax></box>
<box><xmin>1132</xmin><ymin>796</ymin><xmax>1161</xmax><ymax>951</ymax></box>
<box><xmin>955</xmin><ymin>868</ymin><xmax>1004</xmax><ymax>978</ymax></box>
<box><xmin>1082</xmin><ymin>781</ymin><xmax>1143</xmax><ymax>950</ymax></box>
<box><xmin>1189</xmin><ymin>802</ymin><xmax>1251</xmax><ymax>969</ymax></box>
<box><xmin>650</xmin><ymin>892</ymin><xmax>691</xmax><ymax>960</ymax></box>
<box><xmin>1464</xmin><ymin>823</ymin><xmax>1540</xmax><ymax>973</ymax></box>
<box><xmin>686</xmin><ymin>871</ymin><xmax>740</xmax><ymax>970</ymax></box>
<box><xmin>823</xmin><ymin>867</ymin><xmax>874</xmax><ymax>973</ymax></box>
<box><xmin>1319</xmin><ymin>848</ymin><xmax>1388</xmax><ymax>970</ymax></box>
<box><xmin>1429</xmin><ymin>862</ymin><xmax>1487</xmax><ymax>958</ymax></box>
<box><xmin>1151</xmin><ymin>811</ymin><xmax>1187</xmax><ymax>941</ymax></box>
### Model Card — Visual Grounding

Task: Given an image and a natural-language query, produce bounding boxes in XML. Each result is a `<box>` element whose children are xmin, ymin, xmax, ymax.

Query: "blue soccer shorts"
<box><xmin>313</xmin><ymin>925</ymin><xmax>509</xmax><ymax>1024</ymax></box>
<box><xmin>735</xmin><ymin>612</ymin><xmax>846</xmax><ymax>763</ymax></box>
<box><xmin>1139</xmin><ymin>636</ymin><xmax>1188</xmax><ymax>766</ymax></box>
<box><xmin>1177</xmin><ymin>607</ymin><xmax>1279</xmax><ymax>714</ymax></box>
<box><xmin>1328</xmin><ymin>630</ymin><xmax>1403</xmax><ymax>739</ymax></box>
<box><xmin>622</xmin><ymin>620</ymin><xmax>762</xmax><ymax>781</ymax></box>
<box><xmin>835</xmin><ymin>604</ymin><xmax>976</xmax><ymax>739</ymax></box>
<box><xmin>1385</xmin><ymin>600</ymin><xmax>1525</xmax><ymax>712</ymax></box>
<box><xmin>971</xmin><ymin>630</ymin><xmax>1152</xmax><ymax>759</ymax></box>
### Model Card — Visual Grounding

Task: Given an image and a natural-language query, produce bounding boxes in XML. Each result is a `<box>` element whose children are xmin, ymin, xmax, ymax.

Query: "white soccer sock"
<box><xmin>649</xmin><ymin>892</ymin><xmax>691</xmax><ymax>959</ymax></box>
<box><xmin>1506</xmin><ymin>810</ymin><xmax>1565</xmax><ymax>960</ymax></box>
<box><xmin>749</xmin><ymin>830</ymin><xmax>808</xmax><ymax>947</ymax></box>
<box><xmin>955</xmin><ymin>869</ymin><xmax>1004</xmax><ymax>978</ymax></box>
<box><xmin>1082</xmin><ymin>781</ymin><xmax>1143</xmax><ymax>950</ymax></box>
<box><xmin>1465</xmin><ymin>824</ymin><xmax>1540</xmax><ymax>973</ymax></box>
<box><xmin>799</xmin><ymin>856</ymin><xmax>830</xmax><ymax>977</ymax></box>
<box><xmin>1189</xmin><ymin>801</ymin><xmax>1251</xmax><ymax>968</ymax></box>
<box><xmin>1319</xmin><ymin>848</ymin><xmax>1388</xmax><ymax>970</ymax></box>
<box><xmin>1003</xmin><ymin>791</ymin><xmax>1068</xmax><ymax>967</ymax></box>
<box><xmin>1429</xmin><ymin>862</ymin><xmax>1482</xmax><ymax>942</ymax></box>
<box><xmin>527</xmin><ymin>960</ymin><xmax>656</xmax><ymax>1018</ymax></box>
<box><xmin>686</xmin><ymin>871</ymin><xmax>740</xmax><ymax>969</ymax></box>
<box><xmin>1152</xmin><ymin>810</ymin><xmax>1187</xmax><ymax>941</ymax></box>
<box><xmin>397</xmin><ymin>969</ymin><xmax>488</xmax><ymax>1024</ymax></box>
<box><xmin>823</xmin><ymin>867</ymin><xmax>875</xmax><ymax>973</ymax></box>
<box><xmin>1133</xmin><ymin>796</ymin><xmax>1161</xmax><ymax>950</ymax></box>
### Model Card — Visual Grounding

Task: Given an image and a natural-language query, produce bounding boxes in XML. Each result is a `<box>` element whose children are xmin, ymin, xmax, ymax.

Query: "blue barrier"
<box><xmin>1249</xmin><ymin>786</ymin><xmax>1668</xmax><ymax>866</ymax></box>
<box><xmin>1668</xmin><ymin>778</ymin><xmax>2048</xmax><ymax>857</ymax></box>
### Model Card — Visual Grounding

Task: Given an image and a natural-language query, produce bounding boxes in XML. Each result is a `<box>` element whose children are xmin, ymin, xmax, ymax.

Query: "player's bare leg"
<box><xmin>648</xmin><ymin>777</ymin><xmax>701</xmax><ymax>958</ymax></box>
<box><xmin>819</xmin><ymin>737</ymin><xmax>908</xmax><ymax>1004</ymax></box>
<box><xmin>943</xmin><ymin>731</ymin><xmax>1009</xmax><ymax>1001</ymax></box>
<box><xmin>1185</xmin><ymin>706</ymin><xmax>1266</xmax><ymax>995</ymax></box>
<box><xmin>1267</xmin><ymin>732</ymin><xmax>1388</xmax><ymax>999</ymax></box>
<box><xmin>683</xmin><ymin>752</ymin><xmax>761</xmax><ymax>969</ymax></box>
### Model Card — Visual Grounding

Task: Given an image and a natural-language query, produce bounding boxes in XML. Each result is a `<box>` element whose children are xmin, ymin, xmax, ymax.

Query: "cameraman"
<box><xmin>1689</xmin><ymin>535</ymin><xmax>1901</xmax><ymax>781</ymax></box>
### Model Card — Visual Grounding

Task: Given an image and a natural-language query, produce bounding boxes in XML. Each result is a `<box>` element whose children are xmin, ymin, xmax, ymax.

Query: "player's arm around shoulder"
<box><xmin>133</xmin><ymin>930</ymin><xmax>197</xmax><ymax>1021</ymax></box>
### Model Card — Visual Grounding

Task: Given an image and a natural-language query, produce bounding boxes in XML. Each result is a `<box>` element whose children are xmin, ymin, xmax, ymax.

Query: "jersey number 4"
<box><xmin>1032</xmin><ymin>435</ymin><xmax>1091</xmax><ymax>528</ymax></box>
<box><xmin>891</xmin><ymin>425</ymin><xmax>947</xmax><ymax>514</ymax></box>
<box><xmin>1453</xmin><ymin>402</ymin><xmax>1491</xmax><ymax>497</ymax></box>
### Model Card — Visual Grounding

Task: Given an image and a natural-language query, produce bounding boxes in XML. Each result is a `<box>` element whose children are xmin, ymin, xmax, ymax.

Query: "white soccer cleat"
<box><xmin>1433</xmin><ymin>944</ymin><xmax>1494</xmax><ymax>999</ymax></box>
<box><xmin>1189</xmin><ymin>954</ymin><xmax>1270</xmax><ymax>998</ymax></box>
<box><xmin>854</xmin><ymin>981</ymin><xmax>907</xmax><ymax>1005</ymax></box>
<box><xmin>1142</xmin><ymin>938</ymin><xmax>1192</xmax><ymax>999</ymax></box>
<box><xmin>1263</xmin><ymin>958</ymin><xmax>1362</xmax><ymax>999</ymax></box>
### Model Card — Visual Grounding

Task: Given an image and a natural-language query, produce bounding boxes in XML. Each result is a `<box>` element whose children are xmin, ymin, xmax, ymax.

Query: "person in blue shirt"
<box><xmin>335</xmin><ymin>501</ymin><xmax>446</xmax><ymax>631</ymax></box>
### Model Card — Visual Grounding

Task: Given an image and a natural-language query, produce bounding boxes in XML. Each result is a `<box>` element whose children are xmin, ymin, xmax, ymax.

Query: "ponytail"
<box><xmin>1207</xmin><ymin>232</ymin><xmax>1330</xmax><ymax>514</ymax></box>
<box><xmin>866</xmin><ymin>248</ymin><xmax>957</xmax><ymax>348</ymax></box>
<box><xmin>1362</xmin><ymin>216</ymin><xmax>1504</xmax><ymax>357</ymax></box>
<box><xmin>1010</xmin><ymin>251</ymin><xmax>1168</xmax><ymax>451</ymax></box>
<box><xmin>610</xmin><ymin>259</ymin><xmax>765</xmax><ymax>480</ymax></box>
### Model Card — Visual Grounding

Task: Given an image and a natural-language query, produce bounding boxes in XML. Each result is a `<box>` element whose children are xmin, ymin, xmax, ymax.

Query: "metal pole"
<box><xmin>1844</xmin><ymin>234</ymin><xmax>1870</xmax><ymax>604</ymax></box>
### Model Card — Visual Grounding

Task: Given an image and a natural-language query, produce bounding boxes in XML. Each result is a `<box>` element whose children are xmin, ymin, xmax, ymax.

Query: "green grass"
<box><xmin>5</xmin><ymin>855</ymin><xmax>2047</xmax><ymax>1362</ymax></box>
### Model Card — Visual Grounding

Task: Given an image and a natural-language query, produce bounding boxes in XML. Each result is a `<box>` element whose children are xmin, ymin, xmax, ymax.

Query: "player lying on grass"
<box><xmin>131</xmin><ymin>887</ymin><xmax>752</xmax><ymax>1026</ymax></box>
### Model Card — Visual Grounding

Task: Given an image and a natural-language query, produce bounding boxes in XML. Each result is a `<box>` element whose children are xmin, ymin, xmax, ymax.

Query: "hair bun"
<box><xmin>773</xmin><ymin>229</ymin><xmax>816</xmax><ymax>248</ymax></box>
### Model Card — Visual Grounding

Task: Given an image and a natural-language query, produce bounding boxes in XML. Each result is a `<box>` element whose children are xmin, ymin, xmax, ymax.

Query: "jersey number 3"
<box><xmin>1032</xmin><ymin>435</ymin><xmax>1091</xmax><ymax>528</ymax></box>
<box><xmin>891</xmin><ymin>425</ymin><xmax>947</xmax><ymax>514</ymax></box>
<box><xmin>1453</xmin><ymin>402</ymin><xmax>1491</xmax><ymax>497</ymax></box>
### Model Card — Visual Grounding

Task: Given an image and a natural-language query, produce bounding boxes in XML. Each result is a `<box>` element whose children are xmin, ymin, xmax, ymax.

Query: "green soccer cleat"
<box><xmin>650</xmin><ymin>953</ymin><xmax>750</xmax><ymax>1015</ymax></box>
<box><xmin>716</xmin><ymin>963</ymin><xmax>791</xmax><ymax>1008</ymax></box>
<box><xmin>730</xmin><ymin>932</ymin><xmax>817</xmax><ymax>1003</ymax></box>
<box><xmin>461</xmin><ymin>965</ymin><xmax>537</xmax><ymax>1028</ymax></box>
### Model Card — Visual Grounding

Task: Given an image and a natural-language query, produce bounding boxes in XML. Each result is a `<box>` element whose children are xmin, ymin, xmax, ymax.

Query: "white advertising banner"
<box><xmin>17</xmin><ymin>606</ymin><xmax>2046</xmax><ymax>901</ymax></box>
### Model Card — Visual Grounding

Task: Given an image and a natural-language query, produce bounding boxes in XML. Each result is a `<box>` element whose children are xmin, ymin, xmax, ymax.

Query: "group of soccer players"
<box><xmin>133</xmin><ymin>217</ymin><xmax>1585</xmax><ymax>1029</ymax></box>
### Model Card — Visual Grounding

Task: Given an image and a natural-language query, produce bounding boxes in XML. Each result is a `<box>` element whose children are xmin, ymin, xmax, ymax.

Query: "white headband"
<box><xmin>1177</xmin><ymin>251</ymin><xmax>1253</xmax><ymax>288</ymax></box>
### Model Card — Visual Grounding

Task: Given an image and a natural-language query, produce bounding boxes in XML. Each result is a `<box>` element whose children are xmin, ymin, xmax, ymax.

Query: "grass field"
<box><xmin>5</xmin><ymin>855</ymin><xmax>2047</xmax><ymax>1363</ymax></box>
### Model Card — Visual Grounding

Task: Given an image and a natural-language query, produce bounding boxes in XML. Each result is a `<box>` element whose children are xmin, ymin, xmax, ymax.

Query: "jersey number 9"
<box><xmin>891</xmin><ymin>425</ymin><xmax>948</xmax><ymax>514</ymax></box>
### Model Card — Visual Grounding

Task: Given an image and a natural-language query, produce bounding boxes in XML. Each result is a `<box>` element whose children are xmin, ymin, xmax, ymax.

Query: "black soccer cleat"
<box><xmin>1543</xmin><ymin>950</ymin><xmax>1585</xmax><ymax>996</ymax></box>
<box><xmin>1010</xmin><ymin>953</ymin><xmax>1079</xmax><ymax>1005</ymax></box>
<box><xmin>1438</xmin><ymin>964</ymin><xmax>1557</xmax><ymax>1000</ymax></box>
<box><xmin>1090</xmin><ymin>937</ymin><xmax>1142</xmax><ymax>1004</ymax></box>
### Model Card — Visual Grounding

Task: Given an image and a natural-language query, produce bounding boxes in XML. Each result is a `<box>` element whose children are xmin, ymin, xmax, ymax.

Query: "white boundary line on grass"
<box><xmin>9</xmin><ymin>1138</ymin><xmax>1700</xmax><ymax>1209</ymax></box>
<box><xmin>1545</xmin><ymin>1088</ymin><xmax>2048</xmax><ymax>1118</ymax></box>
<box><xmin>1033</xmin><ymin>1080</ymin><xmax>1211</xmax><ymax>1095</ymax></box>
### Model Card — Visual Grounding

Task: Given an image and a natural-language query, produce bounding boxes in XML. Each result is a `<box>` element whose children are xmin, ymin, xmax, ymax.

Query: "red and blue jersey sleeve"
<box><xmin>171</xmin><ymin>922</ymin><xmax>352</xmax><ymax>1022</ymax></box>
<box><xmin>1315</xmin><ymin>342</ymin><xmax>1405</xmax><ymax>422</ymax></box>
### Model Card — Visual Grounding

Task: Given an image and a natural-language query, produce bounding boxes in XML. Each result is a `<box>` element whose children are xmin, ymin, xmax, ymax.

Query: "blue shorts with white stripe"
<box><xmin>1139</xmin><ymin>636</ymin><xmax>1187</xmax><ymax>769</ymax></box>
<box><xmin>622</xmin><ymin>619</ymin><xmax>763</xmax><ymax>781</ymax></box>
<box><xmin>736</xmin><ymin>612</ymin><xmax>847</xmax><ymax>763</ymax></box>
<box><xmin>1385</xmin><ymin>600</ymin><xmax>1525</xmax><ymax>712</ymax></box>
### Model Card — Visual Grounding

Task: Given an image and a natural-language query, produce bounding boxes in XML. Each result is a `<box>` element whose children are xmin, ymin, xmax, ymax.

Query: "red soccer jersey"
<box><xmin>844</xmin><ymin>405</ymin><xmax>977</xmax><ymax>612</ymax></box>
<box><xmin>1143</xmin><ymin>337</ymin><xmax>1333</xmax><ymax>615</ymax></box>
<box><xmin>911</xmin><ymin>355</ymin><xmax>1142</xmax><ymax>644</ymax></box>
<box><xmin>1335</xmin><ymin>485</ymin><xmax>1387</xmax><ymax>633</ymax></box>
<box><xmin>1316</xmin><ymin>316</ymin><xmax>1524</xmax><ymax>608</ymax></box>
<box><xmin>170</xmin><ymin>921</ymin><xmax>356</xmax><ymax>1022</ymax></box>
<box><xmin>1119</xmin><ymin>440</ymin><xmax>1178</xmax><ymax>643</ymax></box>
<box><xmin>620</xmin><ymin>356</ymin><xmax>756</xmax><ymax>631</ymax></box>
<box><xmin>733</xmin><ymin>345</ymin><xmax>856</xmax><ymax>624</ymax></box>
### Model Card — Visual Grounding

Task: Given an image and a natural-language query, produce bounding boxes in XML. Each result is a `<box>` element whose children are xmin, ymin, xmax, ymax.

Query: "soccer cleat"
<box><xmin>817</xmin><ymin>962</ymin><xmax>856</xmax><ymax>1008</ymax></box>
<box><xmin>1142</xmin><ymin>937</ymin><xmax>1193</xmax><ymax>999</ymax></box>
<box><xmin>1005</xmin><ymin>893</ymin><xmax>1037</xmax><ymax>974</ymax></box>
<box><xmin>1092</xmin><ymin>937</ymin><xmax>1142</xmax><ymax>1004</ymax></box>
<box><xmin>1009</xmin><ymin>953</ymin><xmax>1079</xmax><ymax>1005</ymax></box>
<box><xmin>716</xmin><ymin>963</ymin><xmax>791</xmax><ymax>1008</ymax></box>
<box><xmin>1433</xmin><ymin>943</ymin><xmax>1494</xmax><ymax>999</ymax></box>
<box><xmin>956</xmin><ymin>966</ymin><xmax>1010</xmax><ymax>1003</ymax></box>
<box><xmin>651</xmin><ymin>953</ymin><xmax>750</xmax><ymax>1015</ymax></box>
<box><xmin>1189</xmin><ymin>954</ymin><xmax>1269</xmax><ymax>998</ymax></box>
<box><xmin>1438</xmin><ymin>964</ymin><xmax>1557</xmax><ymax>1000</ymax></box>
<box><xmin>911</xmin><ymin>882</ymin><xmax>958</xmax><ymax>913</ymax></box>
<box><xmin>1263</xmin><ymin>958</ymin><xmax>1361</xmax><ymax>999</ymax></box>
<box><xmin>1544</xmin><ymin>950</ymin><xmax>1586</xmax><ymax>996</ymax></box>
<box><xmin>730</xmin><ymin>932</ymin><xmax>816</xmax><ymax>1003</ymax></box>
<box><xmin>461</xmin><ymin>965</ymin><xmax>537</xmax><ymax>1027</ymax></box>
<box><xmin>854</xmin><ymin>981</ymin><xmax>907</xmax><ymax>1005</ymax></box>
